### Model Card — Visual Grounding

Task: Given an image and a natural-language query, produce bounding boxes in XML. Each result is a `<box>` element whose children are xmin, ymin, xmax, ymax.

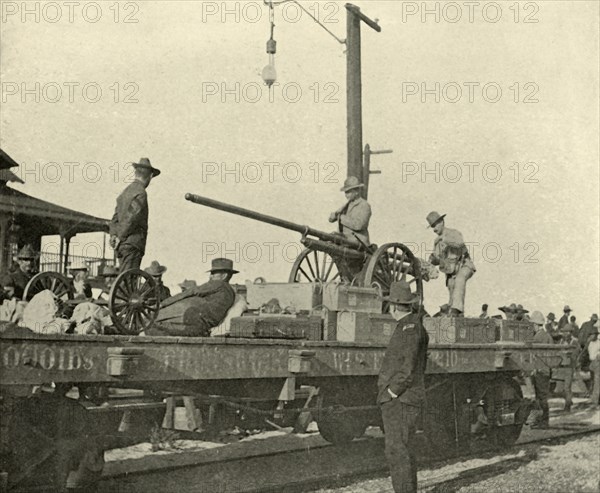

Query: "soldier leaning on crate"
<box><xmin>426</xmin><ymin>211</ymin><xmax>475</xmax><ymax>317</ymax></box>
<box><xmin>0</xmin><ymin>245</ymin><xmax>37</xmax><ymax>300</ymax></box>
<box><xmin>328</xmin><ymin>176</ymin><xmax>372</xmax><ymax>247</ymax></box>
<box><xmin>378</xmin><ymin>281</ymin><xmax>429</xmax><ymax>493</ymax></box>
<box><xmin>529</xmin><ymin>310</ymin><xmax>554</xmax><ymax>429</ymax></box>
<box><xmin>109</xmin><ymin>158</ymin><xmax>160</xmax><ymax>273</ymax></box>
<box><xmin>147</xmin><ymin>258</ymin><xmax>237</xmax><ymax>337</ymax></box>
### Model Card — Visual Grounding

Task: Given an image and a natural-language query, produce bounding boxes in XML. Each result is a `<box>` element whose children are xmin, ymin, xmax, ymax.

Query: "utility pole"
<box><xmin>345</xmin><ymin>4</ymin><xmax>381</xmax><ymax>185</ymax></box>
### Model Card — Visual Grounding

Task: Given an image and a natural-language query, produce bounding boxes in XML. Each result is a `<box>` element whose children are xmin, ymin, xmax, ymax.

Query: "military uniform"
<box><xmin>151</xmin><ymin>280</ymin><xmax>235</xmax><ymax>337</ymax></box>
<box><xmin>531</xmin><ymin>327</ymin><xmax>554</xmax><ymax>427</ymax></box>
<box><xmin>429</xmin><ymin>227</ymin><xmax>475</xmax><ymax>314</ymax></box>
<box><xmin>336</xmin><ymin>196</ymin><xmax>372</xmax><ymax>246</ymax></box>
<box><xmin>378</xmin><ymin>311</ymin><xmax>429</xmax><ymax>493</ymax></box>
<box><xmin>1</xmin><ymin>268</ymin><xmax>34</xmax><ymax>300</ymax></box>
<box><xmin>110</xmin><ymin>180</ymin><xmax>149</xmax><ymax>272</ymax></box>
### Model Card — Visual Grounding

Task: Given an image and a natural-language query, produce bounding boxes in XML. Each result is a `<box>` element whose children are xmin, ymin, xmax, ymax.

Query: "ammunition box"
<box><xmin>323</xmin><ymin>284</ymin><xmax>382</xmax><ymax>314</ymax></box>
<box><xmin>423</xmin><ymin>317</ymin><xmax>496</xmax><ymax>344</ymax></box>
<box><xmin>245</xmin><ymin>282</ymin><xmax>322</xmax><ymax>312</ymax></box>
<box><xmin>336</xmin><ymin>312</ymin><xmax>397</xmax><ymax>344</ymax></box>
<box><xmin>229</xmin><ymin>315</ymin><xmax>322</xmax><ymax>340</ymax></box>
<box><xmin>494</xmin><ymin>319</ymin><xmax>535</xmax><ymax>342</ymax></box>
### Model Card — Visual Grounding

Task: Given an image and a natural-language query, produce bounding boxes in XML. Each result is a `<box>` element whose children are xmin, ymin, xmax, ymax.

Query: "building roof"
<box><xmin>0</xmin><ymin>149</ymin><xmax>19</xmax><ymax>170</ymax></box>
<box><xmin>0</xmin><ymin>183</ymin><xmax>109</xmax><ymax>236</ymax></box>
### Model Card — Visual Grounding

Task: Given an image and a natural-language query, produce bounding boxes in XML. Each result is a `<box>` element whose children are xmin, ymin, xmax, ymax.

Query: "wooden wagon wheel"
<box><xmin>23</xmin><ymin>272</ymin><xmax>73</xmax><ymax>302</ymax></box>
<box><xmin>108</xmin><ymin>269</ymin><xmax>159</xmax><ymax>335</ymax></box>
<box><xmin>289</xmin><ymin>248</ymin><xmax>343</xmax><ymax>283</ymax></box>
<box><xmin>362</xmin><ymin>242</ymin><xmax>423</xmax><ymax>311</ymax></box>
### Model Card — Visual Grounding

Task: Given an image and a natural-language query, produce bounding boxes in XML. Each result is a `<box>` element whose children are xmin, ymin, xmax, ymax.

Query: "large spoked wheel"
<box><xmin>289</xmin><ymin>249</ymin><xmax>343</xmax><ymax>283</ymax></box>
<box><xmin>108</xmin><ymin>269</ymin><xmax>159</xmax><ymax>335</ymax></box>
<box><xmin>23</xmin><ymin>272</ymin><xmax>74</xmax><ymax>302</ymax></box>
<box><xmin>362</xmin><ymin>243</ymin><xmax>423</xmax><ymax>310</ymax></box>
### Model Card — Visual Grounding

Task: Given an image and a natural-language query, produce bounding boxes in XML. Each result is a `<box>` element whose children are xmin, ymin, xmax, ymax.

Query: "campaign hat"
<box><xmin>426</xmin><ymin>211</ymin><xmax>446</xmax><ymax>228</ymax></box>
<box><xmin>208</xmin><ymin>258</ymin><xmax>239</xmax><ymax>274</ymax></box>
<box><xmin>340</xmin><ymin>176</ymin><xmax>365</xmax><ymax>192</ymax></box>
<box><xmin>133</xmin><ymin>157</ymin><xmax>160</xmax><ymax>177</ymax></box>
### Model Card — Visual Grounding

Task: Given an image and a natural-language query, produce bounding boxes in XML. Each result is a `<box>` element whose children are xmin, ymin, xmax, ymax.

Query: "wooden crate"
<box><xmin>423</xmin><ymin>317</ymin><xmax>496</xmax><ymax>344</ymax></box>
<box><xmin>323</xmin><ymin>284</ymin><xmax>382</xmax><ymax>314</ymax></box>
<box><xmin>322</xmin><ymin>309</ymin><xmax>338</xmax><ymax>341</ymax></box>
<box><xmin>336</xmin><ymin>312</ymin><xmax>397</xmax><ymax>344</ymax></box>
<box><xmin>245</xmin><ymin>282</ymin><xmax>322</xmax><ymax>312</ymax></box>
<box><xmin>494</xmin><ymin>319</ymin><xmax>535</xmax><ymax>342</ymax></box>
<box><xmin>229</xmin><ymin>315</ymin><xmax>322</xmax><ymax>340</ymax></box>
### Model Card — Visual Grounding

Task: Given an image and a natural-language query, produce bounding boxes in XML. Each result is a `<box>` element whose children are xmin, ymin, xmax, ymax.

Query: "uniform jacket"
<box><xmin>159</xmin><ymin>280</ymin><xmax>235</xmax><ymax>328</ymax></box>
<box><xmin>557</xmin><ymin>314</ymin><xmax>569</xmax><ymax>331</ymax></box>
<box><xmin>338</xmin><ymin>197</ymin><xmax>371</xmax><ymax>245</ymax></box>
<box><xmin>110</xmin><ymin>180</ymin><xmax>149</xmax><ymax>252</ymax></box>
<box><xmin>430</xmin><ymin>227</ymin><xmax>476</xmax><ymax>276</ymax></box>
<box><xmin>377</xmin><ymin>312</ymin><xmax>429</xmax><ymax>406</ymax></box>
<box><xmin>1</xmin><ymin>269</ymin><xmax>34</xmax><ymax>300</ymax></box>
<box><xmin>579</xmin><ymin>320</ymin><xmax>597</xmax><ymax>347</ymax></box>
<box><xmin>157</xmin><ymin>283</ymin><xmax>171</xmax><ymax>303</ymax></box>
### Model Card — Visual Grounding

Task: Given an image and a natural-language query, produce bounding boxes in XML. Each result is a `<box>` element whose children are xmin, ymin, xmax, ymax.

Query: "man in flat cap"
<box><xmin>378</xmin><ymin>281</ymin><xmax>428</xmax><ymax>493</ymax></box>
<box><xmin>329</xmin><ymin>176</ymin><xmax>372</xmax><ymax>247</ymax></box>
<box><xmin>110</xmin><ymin>158</ymin><xmax>160</xmax><ymax>273</ymax></box>
<box><xmin>149</xmin><ymin>258</ymin><xmax>237</xmax><ymax>337</ymax></box>
<box><xmin>1</xmin><ymin>245</ymin><xmax>37</xmax><ymax>300</ymax></box>
<box><xmin>557</xmin><ymin>305</ymin><xmax>572</xmax><ymax>331</ymax></box>
<box><xmin>426</xmin><ymin>212</ymin><xmax>475</xmax><ymax>317</ymax></box>
<box><xmin>144</xmin><ymin>260</ymin><xmax>171</xmax><ymax>302</ymax></box>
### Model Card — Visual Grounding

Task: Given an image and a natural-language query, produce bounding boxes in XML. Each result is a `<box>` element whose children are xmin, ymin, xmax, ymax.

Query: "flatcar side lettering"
<box><xmin>429</xmin><ymin>349</ymin><xmax>459</xmax><ymax>368</ymax></box>
<box><xmin>1</xmin><ymin>344</ymin><xmax>93</xmax><ymax>371</ymax></box>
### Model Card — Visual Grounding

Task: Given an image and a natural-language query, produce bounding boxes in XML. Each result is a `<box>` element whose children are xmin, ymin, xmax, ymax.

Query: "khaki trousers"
<box><xmin>447</xmin><ymin>265</ymin><xmax>474</xmax><ymax>313</ymax></box>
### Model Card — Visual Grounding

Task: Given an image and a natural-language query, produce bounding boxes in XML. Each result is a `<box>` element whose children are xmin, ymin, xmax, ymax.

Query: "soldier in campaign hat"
<box><xmin>558</xmin><ymin>305</ymin><xmax>572</xmax><ymax>331</ymax></box>
<box><xmin>378</xmin><ymin>281</ymin><xmax>428</xmax><ymax>493</ymax></box>
<box><xmin>1</xmin><ymin>245</ymin><xmax>37</xmax><ymax>300</ymax></box>
<box><xmin>499</xmin><ymin>304</ymin><xmax>517</xmax><ymax>320</ymax></box>
<box><xmin>426</xmin><ymin>211</ymin><xmax>475</xmax><ymax>317</ymax></box>
<box><xmin>328</xmin><ymin>176</ymin><xmax>372</xmax><ymax>247</ymax></box>
<box><xmin>144</xmin><ymin>260</ymin><xmax>171</xmax><ymax>302</ymax></box>
<box><xmin>178</xmin><ymin>279</ymin><xmax>198</xmax><ymax>293</ymax></box>
<box><xmin>149</xmin><ymin>258</ymin><xmax>238</xmax><ymax>337</ymax></box>
<box><xmin>110</xmin><ymin>158</ymin><xmax>160</xmax><ymax>273</ymax></box>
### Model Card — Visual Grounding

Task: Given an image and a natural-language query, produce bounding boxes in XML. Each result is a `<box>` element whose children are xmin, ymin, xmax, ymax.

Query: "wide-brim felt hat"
<box><xmin>133</xmin><ymin>158</ymin><xmax>160</xmax><ymax>177</ymax></box>
<box><xmin>340</xmin><ymin>176</ymin><xmax>365</xmax><ymax>192</ymax></box>
<box><xmin>145</xmin><ymin>260</ymin><xmax>167</xmax><ymax>276</ymax></box>
<box><xmin>516</xmin><ymin>304</ymin><xmax>529</xmax><ymax>314</ymax></box>
<box><xmin>382</xmin><ymin>281</ymin><xmax>418</xmax><ymax>305</ymax></box>
<box><xmin>179</xmin><ymin>279</ymin><xmax>198</xmax><ymax>289</ymax></box>
<box><xmin>563</xmin><ymin>305</ymin><xmax>572</xmax><ymax>312</ymax></box>
<box><xmin>208</xmin><ymin>258</ymin><xmax>239</xmax><ymax>274</ymax></box>
<box><xmin>547</xmin><ymin>312</ymin><xmax>556</xmax><ymax>320</ymax></box>
<box><xmin>499</xmin><ymin>303</ymin><xmax>518</xmax><ymax>313</ymax></box>
<box><xmin>426</xmin><ymin>211</ymin><xmax>446</xmax><ymax>228</ymax></box>
<box><xmin>17</xmin><ymin>245</ymin><xmax>36</xmax><ymax>259</ymax></box>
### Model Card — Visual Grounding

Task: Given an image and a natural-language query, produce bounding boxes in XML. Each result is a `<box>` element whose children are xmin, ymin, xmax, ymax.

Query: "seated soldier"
<box><xmin>1</xmin><ymin>245</ymin><xmax>37</xmax><ymax>300</ymax></box>
<box><xmin>69</xmin><ymin>266</ymin><xmax>93</xmax><ymax>299</ymax></box>
<box><xmin>97</xmin><ymin>266</ymin><xmax>119</xmax><ymax>302</ymax></box>
<box><xmin>328</xmin><ymin>176</ymin><xmax>371</xmax><ymax>247</ymax></box>
<box><xmin>147</xmin><ymin>258</ymin><xmax>238</xmax><ymax>337</ymax></box>
<box><xmin>144</xmin><ymin>260</ymin><xmax>171</xmax><ymax>302</ymax></box>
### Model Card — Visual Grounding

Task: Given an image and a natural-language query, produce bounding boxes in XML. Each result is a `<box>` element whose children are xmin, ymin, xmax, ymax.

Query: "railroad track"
<box><xmin>97</xmin><ymin>408</ymin><xmax>600</xmax><ymax>493</ymax></box>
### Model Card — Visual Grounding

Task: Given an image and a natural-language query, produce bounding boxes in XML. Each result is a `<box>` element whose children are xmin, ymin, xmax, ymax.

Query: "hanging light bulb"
<box><xmin>262</xmin><ymin>39</ymin><xmax>277</xmax><ymax>88</ymax></box>
<box><xmin>261</xmin><ymin>1</ymin><xmax>277</xmax><ymax>88</ymax></box>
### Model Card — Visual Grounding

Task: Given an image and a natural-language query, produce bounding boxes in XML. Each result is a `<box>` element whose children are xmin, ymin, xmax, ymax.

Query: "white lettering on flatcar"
<box><xmin>1</xmin><ymin>345</ymin><xmax>94</xmax><ymax>371</ymax></box>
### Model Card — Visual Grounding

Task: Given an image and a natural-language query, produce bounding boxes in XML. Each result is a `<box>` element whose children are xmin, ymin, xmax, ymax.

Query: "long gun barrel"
<box><xmin>185</xmin><ymin>193</ymin><xmax>362</xmax><ymax>250</ymax></box>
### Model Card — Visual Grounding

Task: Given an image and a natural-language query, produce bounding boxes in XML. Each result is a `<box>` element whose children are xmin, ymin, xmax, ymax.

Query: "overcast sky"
<box><xmin>1</xmin><ymin>0</ymin><xmax>598</xmax><ymax>319</ymax></box>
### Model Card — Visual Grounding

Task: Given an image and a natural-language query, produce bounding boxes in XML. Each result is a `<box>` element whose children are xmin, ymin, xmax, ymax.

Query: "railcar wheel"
<box><xmin>362</xmin><ymin>243</ymin><xmax>423</xmax><ymax>310</ymax></box>
<box><xmin>289</xmin><ymin>249</ymin><xmax>342</xmax><ymax>283</ymax></box>
<box><xmin>488</xmin><ymin>377</ymin><xmax>527</xmax><ymax>447</ymax></box>
<box><xmin>109</xmin><ymin>269</ymin><xmax>159</xmax><ymax>335</ymax></box>
<box><xmin>316</xmin><ymin>404</ymin><xmax>366</xmax><ymax>445</ymax></box>
<box><xmin>23</xmin><ymin>272</ymin><xmax>73</xmax><ymax>302</ymax></box>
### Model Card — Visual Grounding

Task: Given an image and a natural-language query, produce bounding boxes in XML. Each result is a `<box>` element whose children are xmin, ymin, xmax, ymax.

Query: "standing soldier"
<box><xmin>110</xmin><ymin>158</ymin><xmax>160</xmax><ymax>273</ymax></box>
<box><xmin>479</xmin><ymin>304</ymin><xmax>489</xmax><ymax>319</ymax></box>
<box><xmin>0</xmin><ymin>245</ymin><xmax>37</xmax><ymax>300</ymax></box>
<box><xmin>144</xmin><ymin>261</ymin><xmax>171</xmax><ymax>302</ymax></box>
<box><xmin>587</xmin><ymin>323</ymin><xmax>600</xmax><ymax>407</ymax></box>
<box><xmin>378</xmin><ymin>281</ymin><xmax>428</xmax><ymax>493</ymax></box>
<box><xmin>578</xmin><ymin>314</ymin><xmax>597</xmax><ymax>349</ymax></box>
<box><xmin>426</xmin><ymin>211</ymin><xmax>475</xmax><ymax>317</ymax></box>
<box><xmin>561</xmin><ymin>327</ymin><xmax>580</xmax><ymax>411</ymax></box>
<box><xmin>530</xmin><ymin>310</ymin><xmax>554</xmax><ymax>428</ymax></box>
<box><xmin>558</xmin><ymin>305</ymin><xmax>572</xmax><ymax>331</ymax></box>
